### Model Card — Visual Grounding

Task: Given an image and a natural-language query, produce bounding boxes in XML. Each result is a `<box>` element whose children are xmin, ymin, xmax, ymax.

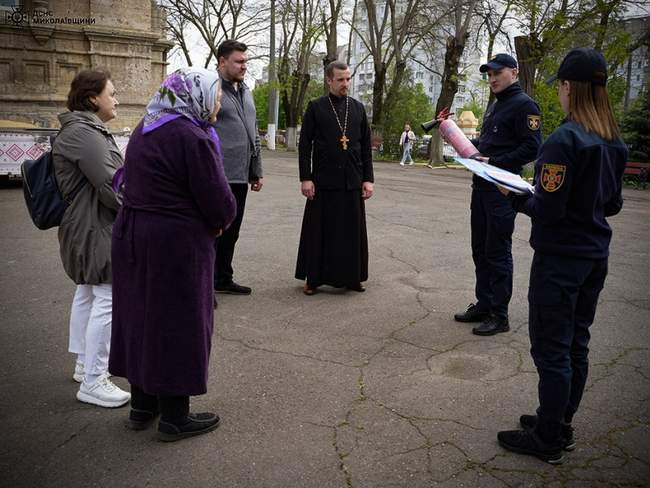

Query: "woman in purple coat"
<box><xmin>109</xmin><ymin>68</ymin><xmax>236</xmax><ymax>442</ymax></box>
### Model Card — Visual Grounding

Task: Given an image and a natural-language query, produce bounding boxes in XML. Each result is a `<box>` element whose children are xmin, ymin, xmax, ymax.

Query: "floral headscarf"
<box><xmin>112</xmin><ymin>68</ymin><xmax>221</xmax><ymax>194</ymax></box>
<box><xmin>142</xmin><ymin>67</ymin><xmax>220</xmax><ymax>133</ymax></box>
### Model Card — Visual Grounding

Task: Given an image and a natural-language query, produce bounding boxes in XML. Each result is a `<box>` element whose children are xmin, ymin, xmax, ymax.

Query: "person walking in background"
<box><xmin>212</xmin><ymin>39</ymin><xmax>263</xmax><ymax>297</ymax></box>
<box><xmin>52</xmin><ymin>69</ymin><xmax>130</xmax><ymax>408</ymax></box>
<box><xmin>109</xmin><ymin>68</ymin><xmax>237</xmax><ymax>442</ymax></box>
<box><xmin>496</xmin><ymin>48</ymin><xmax>627</xmax><ymax>464</ymax></box>
<box><xmin>399</xmin><ymin>123</ymin><xmax>416</xmax><ymax>166</ymax></box>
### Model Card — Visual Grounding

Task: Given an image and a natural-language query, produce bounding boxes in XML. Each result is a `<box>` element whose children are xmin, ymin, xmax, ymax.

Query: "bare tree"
<box><xmin>352</xmin><ymin>0</ymin><xmax>446</xmax><ymax>134</ymax></box>
<box><xmin>166</xmin><ymin>6</ymin><xmax>195</xmax><ymax>66</ymax></box>
<box><xmin>322</xmin><ymin>0</ymin><xmax>344</xmax><ymax>93</ymax></box>
<box><xmin>276</xmin><ymin>0</ymin><xmax>324</xmax><ymax>150</ymax></box>
<box><xmin>428</xmin><ymin>0</ymin><xmax>480</xmax><ymax>163</ymax></box>
<box><xmin>474</xmin><ymin>0</ymin><xmax>513</xmax><ymax>105</ymax></box>
<box><xmin>162</xmin><ymin>0</ymin><xmax>271</xmax><ymax>68</ymax></box>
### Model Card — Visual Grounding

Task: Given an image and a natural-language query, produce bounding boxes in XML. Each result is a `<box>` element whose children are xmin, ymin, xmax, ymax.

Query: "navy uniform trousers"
<box><xmin>528</xmin><ymin>252</ymin><xmax>608</xmax><ymax>441</ymax></box>
<box><xmin>471</xmin><ymin>186</ymin><xmax>516</xmax><ymax>320</ymax></box>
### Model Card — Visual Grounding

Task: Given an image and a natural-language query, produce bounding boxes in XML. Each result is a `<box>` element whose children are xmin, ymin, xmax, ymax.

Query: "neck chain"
<box><xmin>328</xmin><ymin>94</ymin><xmax>350</xmax><ymax>150</ymax></box>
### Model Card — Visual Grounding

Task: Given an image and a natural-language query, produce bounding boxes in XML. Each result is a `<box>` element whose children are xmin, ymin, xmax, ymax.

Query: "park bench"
<box><xmin>624</xmin><ymin>161</ymin><xmax>650</xmax><ymax>189</ymax></box>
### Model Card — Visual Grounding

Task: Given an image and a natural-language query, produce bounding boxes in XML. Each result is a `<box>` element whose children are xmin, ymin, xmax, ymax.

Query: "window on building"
<box><xmin>638</xmin><ymin>61</ymin><xmax>642</xmax><ymax>68</ymax></box>
<box><xmin>416</xmin><ymin>72</ymin><xmax>423</xmax><ymax>79</ymax></box>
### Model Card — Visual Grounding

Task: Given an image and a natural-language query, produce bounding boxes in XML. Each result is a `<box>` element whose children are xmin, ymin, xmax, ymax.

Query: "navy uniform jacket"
<box><xmin>472</xmin><ymin>82</ymin><xmax>542</xmax><ymax>189</ymax></box>
<box><xmin>512</xmin><ymin>120</ymin><xmax>628</xmax><ymax>259</ymax></box>
<box><xmin>299</xmin><ymin>95</ymin><xmax>374</xmax><ymax>190</ymax></box>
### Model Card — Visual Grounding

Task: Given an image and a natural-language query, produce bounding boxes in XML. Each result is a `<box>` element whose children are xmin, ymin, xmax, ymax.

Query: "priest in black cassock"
<box><xmin>295</xmin><ymin>61</ymin><xmax>375</xmax><ymax>295</ymax></box>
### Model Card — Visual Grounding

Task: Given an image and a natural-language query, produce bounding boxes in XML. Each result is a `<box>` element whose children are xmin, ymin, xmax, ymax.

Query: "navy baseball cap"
<box><xmin>479</xmin><ymin>53</ymin><xmax>517</xmax><ymax>73</ymax></box>
<box><xmin>546</xmin><ymin>48</ymin><xmax>608</xmax><ymax>85</ymax></box>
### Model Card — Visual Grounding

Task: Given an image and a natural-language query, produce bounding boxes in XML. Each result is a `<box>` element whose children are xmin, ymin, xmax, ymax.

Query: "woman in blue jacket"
<box><xmin>497</xmin><ymin>48</ymin><xmax>628</xmax><ymax>463</ymax></box>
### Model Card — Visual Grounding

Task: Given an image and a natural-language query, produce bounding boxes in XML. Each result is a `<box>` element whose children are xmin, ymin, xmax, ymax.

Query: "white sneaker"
<box><xmin>77</xmin><ymin>374</ymin><xmax>130</xmax><ymax>408</ymax></box>
<box><xmin>73</xmin><ymin>360</ymin><xmax>84</xmax><ymax>383</ymax></box>
<box><xmin>408</xmin><ymin>162</ymin><xmax>414</xmax><ymax>165</ymax></box>
<box><xmin>399</xmin><ymin>162</ymin><xmax>405</xmax><ymax>166</ymax></box>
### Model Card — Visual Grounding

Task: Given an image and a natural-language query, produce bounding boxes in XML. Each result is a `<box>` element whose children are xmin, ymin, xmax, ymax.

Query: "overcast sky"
<box><xmin>166</xmin><ymin>2</ymin><xmax>650</xmax><ymax>85</ymax></box>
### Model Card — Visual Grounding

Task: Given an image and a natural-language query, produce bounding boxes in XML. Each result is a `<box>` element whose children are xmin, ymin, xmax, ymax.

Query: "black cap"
<box><xmin>479</xmin><ymin>53</ymin><xmax>517</xmax><ymax>73</ymax></box>
<box><xmin>546</xmin><ymin>48</ymin><xmax>608</xmax><ymax>85</ymax></box>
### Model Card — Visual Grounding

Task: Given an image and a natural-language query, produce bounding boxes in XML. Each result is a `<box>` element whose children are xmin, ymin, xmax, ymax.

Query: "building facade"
<box><xmin>620</xmin><ymin>15</ymin><xmax>649</xmax><ymax>109</ymax></box>
<box><xmin>0</xmin><ymin>0</ymin><xmax>173</xmax><ymax>129</ymax></box>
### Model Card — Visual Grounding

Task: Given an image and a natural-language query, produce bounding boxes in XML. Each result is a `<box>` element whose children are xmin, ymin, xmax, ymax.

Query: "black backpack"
<box><xmin>21</xmin><ymin>135</ymin><xmax>85</xmax><ymax>230</ymax></box>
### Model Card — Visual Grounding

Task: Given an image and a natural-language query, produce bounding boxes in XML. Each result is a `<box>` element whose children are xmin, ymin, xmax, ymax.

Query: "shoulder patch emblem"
<box><xmin>527</xmin><ymin>115</ymin><xmax>540</xmax><ymax>131</ymax></box>
<box><xmin>541</xmin><ymin>164</ymin><xmax>566</xmax><ymax>192</ymax></box>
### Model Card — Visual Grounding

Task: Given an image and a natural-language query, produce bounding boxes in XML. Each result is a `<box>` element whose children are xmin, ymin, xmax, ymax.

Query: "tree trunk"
<box><xmin>429</xmin><ymin>34</ymin><xmax>467</xmax><ymax>164</ymax></box>
<box><xmin>323</xmin><ymin>0</ymin><xmax>340</xmax><ymax>93</ymax></box>
<box><xmin>371</xmin><ymin>63</ymin><xmax>387</xmax><ymax>130</ymax></box>
<box><xmin>382</xmin><ymin>59</ymin><xmax>407</xmax><ymax>127</ymax></box>
<box><xmin>286</xmin><ymin>127</ymin><xmax>297</xmax><ymax>151</ymax></box>
<box><xmin>285</xmin><ymin>71</ymin><xmax>310</xmax><ymax>151</ymax></box>
<box><xmin>514</xmin><ymin>35</ymin><xmax>542</xmax><ymax>98</ymax></box>
<box><xmin>486</xmin><ymin>35</ymin><xmax>495</xmax><ymax>106</ymax></box>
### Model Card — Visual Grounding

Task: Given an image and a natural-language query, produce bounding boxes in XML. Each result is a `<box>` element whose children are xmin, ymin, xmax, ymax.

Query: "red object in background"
<box><xmin>439</xmin><ymin>119</ymin><xmax>479</xmax><ymax>158</ymax></box>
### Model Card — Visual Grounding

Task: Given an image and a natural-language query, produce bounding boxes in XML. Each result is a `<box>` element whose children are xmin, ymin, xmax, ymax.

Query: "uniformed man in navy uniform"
<box><xmin>496</xmin><ymin>48</ymin><xmax>627</xmax><ymax>463</ymax></box>
<box><xmin>453</xmin><ymin>53</ymin><xmax>542</xmax><ymax>336</ymax></box>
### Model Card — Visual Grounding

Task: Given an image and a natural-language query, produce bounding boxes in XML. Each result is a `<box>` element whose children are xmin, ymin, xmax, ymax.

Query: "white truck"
<box><xmin>0</xmin><ymin>128</ymin><xmax>130</xmax><ymax>180</ymax></box>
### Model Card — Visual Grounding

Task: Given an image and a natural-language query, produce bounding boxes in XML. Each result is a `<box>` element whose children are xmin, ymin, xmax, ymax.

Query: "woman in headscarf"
<box><xmin>108</xmin><ymin>68</ymin><xmax>237</xmax><ymax>442</ymax></box>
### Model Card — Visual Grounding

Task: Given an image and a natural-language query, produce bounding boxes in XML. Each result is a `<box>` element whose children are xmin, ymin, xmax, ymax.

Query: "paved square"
<box><xmin>1</xmin><ymin>151</ymin><xmax>648</xmax><ymax>487</ymax></box>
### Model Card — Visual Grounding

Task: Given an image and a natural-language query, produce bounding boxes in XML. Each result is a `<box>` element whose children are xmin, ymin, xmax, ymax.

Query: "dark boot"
<box><xmin>215</xmin><ymin>281</ymin><xmax>252</xmax><ymax>295</ymax></box>
<box><xmin>472</xmin><ymin>315</ymin><xmax>510</xmax><ymax>336</ymax></box>
<box><xmin>127</xmin><ymin>385</ymin><xmax>159</xmax><ymax>430</ymax></box>
<box><xmin>127</xmin><ymin>408</ymin><xmax>159</xmax><ymax>430</ymax></box>
<box><xmin>157</xmin><ymin>413</ymin><xmax>221</xmax><ymax>442</ymax></box>
<box><xmin>520</xmin><ymin>414</ymin><xmax>576</xmax><ymax>451</ymax></box>
<box><xmin>454</xmin><ymin>303</ymin><xmax>490</xmax><ymax>323</ymax></box>
<box><xmin>497</xmin><ymin>429</ymin><xmax>564</xmax><ymax>464</ymax></box>
<box><xmin>346</xmin><ymin>283</ymin><xmax>366</xmax><ymax>292</ymax></box>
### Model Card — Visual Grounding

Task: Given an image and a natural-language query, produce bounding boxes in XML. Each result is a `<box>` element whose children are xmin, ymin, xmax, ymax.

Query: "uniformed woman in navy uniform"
<box><xmin>496</xmin><ymin>48</ymin><xmax>628</xmax><ymax>463</ymax></box>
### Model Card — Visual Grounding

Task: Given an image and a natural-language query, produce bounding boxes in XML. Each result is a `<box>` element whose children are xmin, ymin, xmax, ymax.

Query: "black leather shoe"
<box><xmin>157</xmin><ymin>412</ymin><xmax>221</xmax><ymax>442</ymax></box>
<box><xmin>520</xmin><ymin>414</ymin><xmax>576</xmax><ymax>451</ymax></box>
<box><xmin>472</xmin><ymin>315</ymin><xmax>510</xmax><ymax>336</ymax></box>
<box><xmin>215</xmin><ymin>282</ymin><xmax>252</xmax><ymax>295</ymax></box>
<box><xmin>346</xmin><ymin>283</ymin><xmax>365</xmax><ymax>292</ymax></box>
<box><xmin>454</xmin><ymin>303</ymin><xmax>490</xmax><ymax>323</ymax></box>
<box><xmin>498</xmin><ymin>429</ymin><xmax>564</xmax><ymax>464</ymax></box>
<box><xmin>126</xmin><ymin>408</ymin><xmax>159</xmax><ymax>431</ymax></box>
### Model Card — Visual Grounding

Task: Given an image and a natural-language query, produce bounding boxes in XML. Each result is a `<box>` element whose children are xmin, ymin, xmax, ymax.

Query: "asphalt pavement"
<box><xmin>1</xmin><ymin>150</ymin><xmax>649</xmax><ymax>487</ymax></box>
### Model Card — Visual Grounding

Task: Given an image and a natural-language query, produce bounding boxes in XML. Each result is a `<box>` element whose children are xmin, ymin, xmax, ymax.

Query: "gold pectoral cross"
<box><xmin>340</xmin><ymin>134</ymin><xmax>349</xmax><ymax>150</ymax></box>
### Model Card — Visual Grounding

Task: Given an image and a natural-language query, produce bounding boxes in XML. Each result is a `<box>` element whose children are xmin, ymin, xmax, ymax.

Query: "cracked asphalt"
<box><xmin>1</xmin><ymin>150</ymin><xmax>649</xmax><ymax>487</ymax></box>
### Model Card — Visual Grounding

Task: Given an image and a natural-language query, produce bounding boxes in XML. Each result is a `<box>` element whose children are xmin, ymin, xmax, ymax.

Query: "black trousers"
<box><xmin>131</xmin><ymin>384</ymin><xmax>189</xmax><ymax>422</ymax></box>
<box><xmin>214</xmin><ymin>183</ymin><xmax>248</xmax><ymax>287</ymax></box>
<box><xmin>528</xmin><ymin>253</ymin><xmax>608</xmax><ymax>442</ymax></box>
<box><xmin>470</xmin><ymin>187</ymin><xmax>516</xmax><ymax>320</ymax></box>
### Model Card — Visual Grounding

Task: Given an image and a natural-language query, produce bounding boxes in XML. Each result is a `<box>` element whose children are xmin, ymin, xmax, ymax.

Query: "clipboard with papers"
<box><xmin>454</xmin><ymin>157</ymin><xmax>535</xmax><ymax>195</ymax></box>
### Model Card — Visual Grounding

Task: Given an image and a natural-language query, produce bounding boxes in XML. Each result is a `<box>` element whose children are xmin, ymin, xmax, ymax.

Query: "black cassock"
<box><xmin>295</xmin><ymin>94</ymin><xmax>374</xmax><ymax>288</ymax></box>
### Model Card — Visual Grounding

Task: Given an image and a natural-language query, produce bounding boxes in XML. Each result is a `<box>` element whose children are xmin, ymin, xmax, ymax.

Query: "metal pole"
<box><xmin>267</xmin><ymin>0</ymin><xmax>278</xmax><ymax>150</ymax></box>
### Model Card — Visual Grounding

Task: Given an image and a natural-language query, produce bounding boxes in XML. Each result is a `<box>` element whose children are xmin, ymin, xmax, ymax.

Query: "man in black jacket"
<box><xmin>454</xmin><ymin>53</ymin><xmax>542</xmax><ymax>335</ymax></box>
<box><xmin>295</xmin><ymin>61</ymin><xmax>374</xmax><ymax>295</ymax></box>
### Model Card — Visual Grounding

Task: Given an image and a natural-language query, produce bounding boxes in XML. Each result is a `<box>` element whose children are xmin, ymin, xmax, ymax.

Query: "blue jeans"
<box><xmin>400</xmin><ymin>143</ymin><xmax>413</xmax><ymax>164</ymax></box>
